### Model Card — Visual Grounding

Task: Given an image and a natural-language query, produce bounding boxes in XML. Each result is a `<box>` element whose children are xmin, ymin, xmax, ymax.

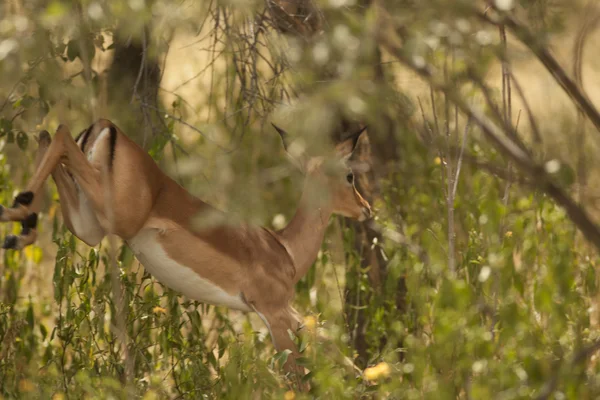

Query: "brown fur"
<box><xmin>0</xmin><ymin>119</ymin><xmax>371</xmax><ymax>389</ymax></box>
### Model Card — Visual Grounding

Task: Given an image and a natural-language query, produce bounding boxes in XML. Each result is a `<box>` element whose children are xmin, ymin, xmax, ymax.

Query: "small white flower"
<box><xmin>403</xmin><ymin>363</ymin><xmax>414</xmax><ymax>374</ymax></box>
<box><xmin>475</xmin><ymin>30</ymin><xmax>493</xmax><ymax>46</ymax></box>
<box><xmin>455</xmin><ymin>19</ymin><xmax>471</xmax><ymax>33</ymax></box>
<box><xmin>348</xmin><ymin>96</ymin><xmax>366</xmax><ymax>114</ymax></box>
<box><xmin>412</xmin><ymin>55</ymin><xmax>426</xmax><ymax>69</ymax></box>
<box><xmin>14</xmin><ymin>16</ymin><xmax>29</xmax><ymax>32</ymax></box>
<box><xmin>478</xmin><ymin>266</ymin><xmax>491</xmax><ymax>282</ymax></box>
<box><xmin>0</xmin><ymin>39</ymin><xmax>18</xmax><ymax>60</ymax></box>
<box><xmin>423</xmin><ymin>35</ymin><xmax>440</xmax><ymax>50</ymax></box>
<box><xmin>472</xmin><ymin>359</ymin><xmax>487</xmax><ymax>374</ymax></box>
<box><xmin>88</xmin><ymin>3</ymin><xmax>104</xmax><ymax>20</ymax></box>
<box><xmin>429</xmin><ymin>21</ymin><xmax>449</xmax><ymax>37</ymax></box>
<box><xmin>312</xmin><ymin>42</ymin><xmax>329</xmax><ymax>65</ymax></box>
<box><xmin>544</xmin><ymin>159</ymin><xmax>561</xmax><ymax>174</ymax></box>
<box><xmin>128</xmin><ymin>0</ymin><xmax>145</xmax><ymax>11</ymax></box>
<box><xmin>515</xmin><ymin>366</ymin><xmax>528</xmax><ymax>381</ymax></box>
<box><xmin>272</xmin><ymin>214</ymin><xmax>286</xmax><ymax>230</ymax></box>
<box><xmin>494</xmin><ymin>0</ymin><xmax>515</xmax><ymax>11</ymax></box>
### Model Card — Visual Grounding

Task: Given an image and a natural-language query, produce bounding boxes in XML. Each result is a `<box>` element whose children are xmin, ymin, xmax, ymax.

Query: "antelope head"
<box><xmin>272</xmin><ymin>123</ymin><xmax>372</xmax><ymax>221</ymax></box>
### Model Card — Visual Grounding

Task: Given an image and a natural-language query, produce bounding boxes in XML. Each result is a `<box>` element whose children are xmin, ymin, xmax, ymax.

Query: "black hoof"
<box><xmin>2</xmin><ymin>235</ymin><xmax>18</xmax><ymax>249</ymax></box>
<box><xmin>13</xmin><ymin>191</ymin><xmax>34</xmax><ymax>207</ymax></box>
<box><xmin>21</xmin><ymin>213</ymin><xmax>38</xmax><ymax>234</ymax></box>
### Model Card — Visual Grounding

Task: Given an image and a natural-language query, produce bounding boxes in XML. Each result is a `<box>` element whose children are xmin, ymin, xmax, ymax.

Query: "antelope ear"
<box><xmin>336</xmin><ymin>125</ymin><xmax>367</xmax><ymax>161</ymax></box>
<box><xmin>272</xmin><ymin>123</ymin><xmax>291</xmax><ymax>151</ymax></box>
<box><xmin>272</xmin><ymin>123</ymin><xmax>306</xmax><ymax>171</ymax></box>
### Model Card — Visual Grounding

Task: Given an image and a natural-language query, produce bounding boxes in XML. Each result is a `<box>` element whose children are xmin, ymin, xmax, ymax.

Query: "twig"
<box><xmin>131</xmin><ymin>29</ymin><xmax>147</xmax><ymax>104</ymax></box>
<box><xmin>378</xmin><ymin>30</ymin><xmax>600</xmax><ymax>250</ymax></box>
<box><xmin>572</xmin><ymin>3</ymin><xmax>600</xmax><ymax>203</ymax></box>
<box><xmin>138</xmin><ymin>101</ymin><xmax>234</xmax><ymax>153</ymax></box>
<box><xmin>452</xmin><ymin>117</ymin><xmax>470</xmax><ymax>199</ymax></box>
<box><xmin>536</xmin><ymin>339</ymin><xmax>600</xmax><ymax>400</ymax></box>
<box><xmin>478</xmin><ymin>10</ymin><xmax>600</xmax><ymax>136</ymax></box>
<box><xmin>507</xmin><ymin>70</ymin><xmax>542</xmax><ymax>146</ymax></box>
<box><xmin>443</xmin><ymin>53</ymin><xmax>456</xmax><ymax>275</ymax></box>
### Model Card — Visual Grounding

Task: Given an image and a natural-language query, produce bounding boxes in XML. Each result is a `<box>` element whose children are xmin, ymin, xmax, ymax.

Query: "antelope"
<box><xmin>0</xmin><ymin>119</ymin><xmax>371</xmax><ymax>384</ymax></box>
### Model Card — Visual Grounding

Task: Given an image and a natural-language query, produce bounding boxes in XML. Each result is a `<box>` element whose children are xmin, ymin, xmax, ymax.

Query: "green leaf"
<box><xmin>218</xmin><ymin>336</ymin><xmax>226</xmax><ymax>359</ymax></box>
<box><xmin>556</xmin><ymin>163</ymin><xmax>576</xmax><ymax>187</ymax></box>
<box><xmin>46</xmin><ymin>1</ymin><xmax>67</xmax><ymax>17</ymax></box>
<box><xmin>26</xmin><ymin>302</ymin><xmax>34</xmax><ymax>328</ymax></box>
<box><xmin>0</xmin><ymin>118</ymin><xmax>12</xmax><ymax>137</ymax></box>
<box><xmin>207</xmin><ymin>350</ymin><xmax>217</xmax><ymax>369</ymax></box>
<box><xmin>272</xmin><ymin>349</ymin><xmax>292</xmax><ymax>367</ymax></box>
<box><xmin>66</xmin><ymin>39</ymin><xmax>79</xmax><ymax>61</ymax></box>
<box><xmin>16</xmin><ymin>131</ymin><xmax>28</xmax><ymax>150</ymax></box>
<box><xmin>40</xmin><ymin>323</ymin><xmax>48</xmax><ymax>340</ymax></box>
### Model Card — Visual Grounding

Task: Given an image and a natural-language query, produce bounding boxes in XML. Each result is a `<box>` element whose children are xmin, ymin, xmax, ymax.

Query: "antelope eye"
<box><xmin>346</xmin><ymin>172</ymin><xmax>354</xmax><ymax>184</ymax></box>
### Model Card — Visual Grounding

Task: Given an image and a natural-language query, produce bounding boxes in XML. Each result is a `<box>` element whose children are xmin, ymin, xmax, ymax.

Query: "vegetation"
<box><xmin>1</xmin><ymin>0</ymin><xmax>600</xmax><ymax>398</ymax></box>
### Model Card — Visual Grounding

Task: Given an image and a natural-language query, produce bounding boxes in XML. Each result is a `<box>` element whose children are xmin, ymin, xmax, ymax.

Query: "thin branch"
<box><xmin>452</xmin><ymin>117</ymin><xmax>470</xmax><ymax>199</ymax></box>
<box><xmin>507</xmin><ymin>70</ymin><xmax>543</xmax><ymax>145</ymax></box>
<box><xmin>377</xmin><ymin>28</ymin><xmax>600</xmax><ymax>250</ymax></box>
<box><xmin>131</xmin><ymin>29</ymin><xmax>147</xmax><ymax>104</ymax></box>
<box><xmin>139</xmin><ymin>101</ymin><xmax>234</xmax><ymax>153</ymax></box>
<box><xmin>536</xmin><ymin>339</ymin><xmax>600</xmax><ymax>400</ymax></box>
<box><xmin>478</xmin><ymin>9</ymin><xmax>600</xmax><ymax>136</ymax></box>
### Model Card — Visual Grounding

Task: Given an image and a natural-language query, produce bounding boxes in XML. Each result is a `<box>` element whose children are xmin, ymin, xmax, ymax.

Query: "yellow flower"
<box><xmin>364</xmin><ymin>362</ymin><xmax>391</xmax><ymax>380</ymax></box>
<box><xmin>505</xmin><ymin>231</ymin><xmax>513</xmax><ymax>238</ymax></box>
<box><xmin>434</xmin><ymin>156</ymin><xmax>442</xmax><ymax>165</ymax></box>
<box><xmin>152</xmin><ymin>306</ymin><xmax>167</xmax><ymax>315</ymax></box>
<box><xmin>18</xmin><ymin>379</ymin><xmax>34</xmax><ymax>392</ymax></box>
<box><xmin>142</xmin><ymin>390</ymin><xmax>158</xmax><ymax>400</ymax></box>
<box><xmin>377</xmin><ymin>362</ymin><xmax>391</xmax><ymax>377</ymax></box>
<box><xmin>303</xmin><ymin>315</ymin><xmax>317</xmax><ymax>332</ymax></box>
<box><xmin>284</xmin><ymin>390</ymin><xmax>296</xmax><ymax>400</ymax></box>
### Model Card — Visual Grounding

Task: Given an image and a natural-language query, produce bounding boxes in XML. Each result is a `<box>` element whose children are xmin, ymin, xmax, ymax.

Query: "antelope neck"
<box><xmin>278</xmin><ymin>186</ymin><xmax>333</xmax><ymax>282</ymax></box>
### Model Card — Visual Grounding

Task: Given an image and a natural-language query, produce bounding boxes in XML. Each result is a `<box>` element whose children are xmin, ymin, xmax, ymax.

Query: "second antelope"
<box><xmin>0</xmin><ymin>119</ymin><xmax>371</xmax><ymax>384</ymax></box>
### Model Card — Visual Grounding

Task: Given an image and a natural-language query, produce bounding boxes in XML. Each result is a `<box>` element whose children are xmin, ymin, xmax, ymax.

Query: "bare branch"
<box><xmin>377</xmin><ymin>23</ymin><xmax>600</xmax><ymax>250</ymax></box>
<box><xmin>478</xmin><ymin>9</ymin><xmax>600</xmax><ymax>136</ymax></box>
<box><xmin>452</xmin><ymin>117</ymin><xmax>470</xmax><ymax>199</ymax></box>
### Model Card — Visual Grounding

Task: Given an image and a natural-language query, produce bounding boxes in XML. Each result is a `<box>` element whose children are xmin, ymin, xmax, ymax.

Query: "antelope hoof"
<box><xmin>2</xmin><ymin>235</ymin><xmax>18</xmax><ymax>250</ymax></box>
<box><xmin>13</xmin><ymin>191</ymin><xmax>34</xmax><ymax>208</ymax></box>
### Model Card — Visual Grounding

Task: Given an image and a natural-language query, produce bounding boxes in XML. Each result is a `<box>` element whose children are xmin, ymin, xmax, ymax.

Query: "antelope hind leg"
<box><xmin>0</xmin><ymin>131</ymin><xmax>53</xmax><ymax>249</ymax></box>
<box><xmin>1</xmin><ymin>126</ymin><xmax>103</xmax><ymax>249</ymax></box>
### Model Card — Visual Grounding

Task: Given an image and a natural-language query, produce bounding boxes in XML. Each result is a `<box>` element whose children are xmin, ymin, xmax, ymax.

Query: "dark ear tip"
<box><xmin>272</xmin><ymin>123</ymin><xmax>289</xmax><ymax>148</ymax></box>
<box><xmin>271</xmin><ymin>123</ymin><xmax>285</xmax><ymax>134</ymax></box>
<box><xmin>348</xmin><ymin>125</ymin><xmax>367</xmax><ymax>148</ymax></box>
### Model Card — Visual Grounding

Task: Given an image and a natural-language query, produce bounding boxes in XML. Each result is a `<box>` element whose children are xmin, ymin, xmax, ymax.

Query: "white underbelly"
<box><xmin>127</xmin><ymin>229</ymin><xmax>250</xmax><ymax>312</ymax></box>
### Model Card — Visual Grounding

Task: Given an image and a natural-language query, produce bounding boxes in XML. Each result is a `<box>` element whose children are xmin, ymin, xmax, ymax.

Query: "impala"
<box><xmin>0</xmin><ymin>119</ymin><xmax>371</xmax><ymax>384</ymax></box>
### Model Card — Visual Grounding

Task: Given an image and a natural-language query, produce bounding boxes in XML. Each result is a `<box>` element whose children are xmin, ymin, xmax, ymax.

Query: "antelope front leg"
<box><xmin>261</xmin><ymin>307</ymin><xmax>309</xmax><ymax>391</ymax></box>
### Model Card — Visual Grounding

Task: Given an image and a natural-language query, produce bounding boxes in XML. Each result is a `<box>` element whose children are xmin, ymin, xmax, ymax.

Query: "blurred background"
<box><xmin>1</xmin><ymin>0</ymin><xmax>600</xmax><ymax>398</ymax></box>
